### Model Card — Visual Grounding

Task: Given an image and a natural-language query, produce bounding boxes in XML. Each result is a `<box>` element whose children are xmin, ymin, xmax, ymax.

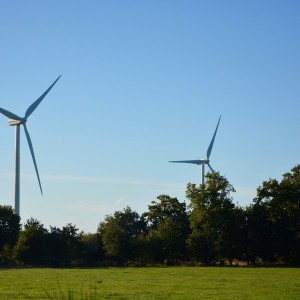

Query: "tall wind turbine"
<box><xmin>0</xmin><ymin>76</ymin><xmax>61</xmax><ymax>215</ymax></box>
<box><xmin>169</xmin><ymin>116</ymin><xmax>221</xmax><ymax>185</ymax></box>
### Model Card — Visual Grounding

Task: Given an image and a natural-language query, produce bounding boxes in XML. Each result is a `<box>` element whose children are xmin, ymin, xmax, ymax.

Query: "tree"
<box><xmin>218</xmin><ymin>205</ymin><xmax>246</xmax><ymax>264</ymax></box>
<box><xmin>0</xmin><ymin>205</ymin><xmax>21</xmax><ymax>250</ymax></box>
<box><xmin>187</xmin><ymin>172</ymin><xmax>242</xmax><ymax>264</ymax></box>
<box><xmin>98</xmin><ymin>206</ymin><xmax>145</xmax><ymax>263</ymax></box>
<box><xmin>60</xmin><ymin>223</ymin><xmax>83</xmax><ymax>261</ymax></box>
<box><xmin>45</xmin><ymin>226</ymin><xmax>67</xmax><ymax>264</ymax></box>
<box><xmin>79</xmin><ymin>233</ymin><xmax>105</xmax><ymax>264</ymax></box>
<box><xmin>245</xmin><ymin>203</ymin><xmax>276</xmax><ymax>264</ymax></box>
<box><xmin>45</xmin><ymin>224</ymin><xmax>82</xmax><ymax>265</ymax></box>
<box><xmin>13</xmin><ymin>218</ymin><xmax>47</xmax><ymax>264</ymax></box>
<box><xmin>144</xmin><ymin>195</ymin><xmax>189</xmax><ymax>264</ymax></box>
<box><xmin>251</xmin><ymin>165</ymin><xmax>300</xmax><ymax>264</ymax></box>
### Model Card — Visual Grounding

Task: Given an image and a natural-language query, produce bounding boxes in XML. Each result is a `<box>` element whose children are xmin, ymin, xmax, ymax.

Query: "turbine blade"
<box><xmin>207</xmin><ymin>163</ymin><xmax>214</xmax><ymax>173</ymax></box>
<box><xmin>23</xmin><ymin>124</ymin><xmax>43</xmax><ymax>195</ymax></box>
<box><xmin>206</xmin><ymin>115</ymin><xmax>221</xmax><ymax>159</ymax></box>
<box><xmin>169</xmin><ymin>160</ymin><xmax>206</xmax><ymax>165</ymax></box>
<box><xmin>0</xmin><ymin>108</ymin><xmax>23</xmax><ymax>121</ymax></box>
<box><xmin>25</xmin><ymin>75</ymin><xmax>61</xmax><ymax>119</ymax></box>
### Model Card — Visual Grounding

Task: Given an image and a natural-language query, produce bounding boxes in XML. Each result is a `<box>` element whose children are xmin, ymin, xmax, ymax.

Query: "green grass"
<box><xmin>0</xmin><ymin>267</ymin><xmax>299</xmax><ymax>299</ymax></box>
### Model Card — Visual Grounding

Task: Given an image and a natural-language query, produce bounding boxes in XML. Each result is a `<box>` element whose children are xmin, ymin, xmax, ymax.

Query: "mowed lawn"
<box><xmin>0</xmin><ymin>267</ymin><xmax>299</xmax><ymax>299</ymax></box>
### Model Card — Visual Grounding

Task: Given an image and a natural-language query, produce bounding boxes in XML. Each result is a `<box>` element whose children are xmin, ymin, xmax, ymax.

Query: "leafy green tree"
<box><xmin>13</xmin><ymin>218</ymin><xmax>48</xmax><ymax>264</ymax></box>
<box><xmin>44</xmin><ymin>224</ymin><xmax>82</xmax><ymax>265</ymax></box>
<box><xmin>187</xmin><ymin>172</ymin><xmax>241</xmax><ymax>264</ymax></box>
<box><xmin>0</xmin><ymin>205</ymin><xmax>21</xmax><ymax>251</ymax></box>
<box><xmin>98</xmin><ymin>206</ymin><xmax>145</xmax><ymax>263</ymax></box>
<box><xmin>144</xmin><ymin>195</ymin><xmax>189</xmax><ymax>264</ymax></box>
<box><xmin>79</xmin><ymin>233</ymin><xmax>105</xmax><ymax>263</ymax></box>
<box><xmin>0</xmin><ymin>244</ymin><xmax>13</xmax><ymax>263</ymax></box>
<box><xmin>251</xmin><ymin>165</ymin><xmax>300</xmax><ymax>264</ymax></box>
<box><xmin>61</xmin><ymin>223</ymin><xmax>83</xmax><ymax>261</ymax></box>
<box><xmin>14</xmin><ymin>220</ymin><xmax>84</xmax><ymax>265</ymax></box>
<box><xmin>220</xmin><ymin>206</ymin><xmax>247</xmax><ymax>264</ymax></box>
<box><xmin>245</xmin><ymin>203</ymin><xmax>276</xmax><ymax>264</ymax></box>
<box><xmin>45</xmin><ymin>226</ymin><xmax>67</xmax><ymax>264</ymax></box>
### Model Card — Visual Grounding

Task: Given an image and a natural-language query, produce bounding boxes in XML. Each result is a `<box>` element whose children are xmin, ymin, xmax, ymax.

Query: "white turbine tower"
<box><xmin>169</xmin><ymin>116</ymin><xmax>221</xmax><ymax>185</ymax></box>
<box><xmin>0</xmin><ymin>76</ymin><xmax>61</xmax><ymax>215</ymax></box>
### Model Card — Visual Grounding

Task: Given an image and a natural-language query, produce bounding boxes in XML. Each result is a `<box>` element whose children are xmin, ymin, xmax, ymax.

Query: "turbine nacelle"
<box><xmin>8</xmin><ymin>118</ymin><xmax>26</xmax><ymax>126</ymax></box>
<box><xmin>202</xmin><ymin>159</ymin><xmax>209</xmax><ymax>164</ymax></box>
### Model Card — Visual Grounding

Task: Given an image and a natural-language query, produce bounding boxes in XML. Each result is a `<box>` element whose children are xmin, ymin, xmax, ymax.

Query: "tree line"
<box><xmin>0</xmin><ymin>165</ymin><xmax>299</xmax><ymax>266</ymax></box>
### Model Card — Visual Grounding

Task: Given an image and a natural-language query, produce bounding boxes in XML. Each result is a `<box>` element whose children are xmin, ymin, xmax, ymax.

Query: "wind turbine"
<box><xmin>169</xmin><ymin>116</ymin><xmax>221</xmax><ymax>185</ymax></box>
<box><xmin>0</xmin><ymin>75</ymin><xmax>61</xmax><ymax>215</ymax></box>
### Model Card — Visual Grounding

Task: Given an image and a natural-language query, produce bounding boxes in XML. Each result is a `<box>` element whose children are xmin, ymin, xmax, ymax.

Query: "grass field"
<box><xmin>0</xmin><ymin>267</ymin><xmax>299</xmax><ymax>299</ymax></box>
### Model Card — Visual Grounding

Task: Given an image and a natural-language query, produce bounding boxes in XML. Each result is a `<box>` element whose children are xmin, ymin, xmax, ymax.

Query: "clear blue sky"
<box><xmin>0</xmin><ymin>1</ymin><xmax>299</xmax><ymax>233</ymax></box>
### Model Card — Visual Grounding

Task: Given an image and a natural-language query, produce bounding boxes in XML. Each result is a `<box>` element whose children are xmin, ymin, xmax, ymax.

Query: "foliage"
<box><xmin>248</xmin><ymin>165</ymin><xmax>300</xmax><ymax>264</ymax></box>
<box><xmin>0</xmin><ymin>205</ymin><xmax>21</xmax><ymax>249</ymax></box>
<box><xmin>13</xmin><ymin>219</ymin><xmax>83</xmax><ymax>265</ymax></box>
<box><xmin>186</xmin><ymin>172</ymin><xmax>244</xmax><ymax>264</ymax></box>
<box><xmin>13</xmin><ymin>218</ymin><xmax>48</xmax><ymax>264</ymax></box>
<box><xmin>45</xmin><ymin>224</ymin><xmax>83</xmax><ymax>265</ymax></box>
<box><xmin>98</xmin><ymin>206</ymin><xmax>145</xmax><ymax>262</ymax></box>
<box><xmin>79</xmin><ymin>233</ymin><xmax>105</xmax><ymax>264</ymax></box>
<box><xmin>144</xmin><ymin>195</ymin><xmax>189</xmax><ymax>263</ymax></box>
<box><xmin>0</xmin><ymin>205</ymin><xmax>21</xmax><ymax>264</ymax></box>
<box><xmin>2</xmin><ymin>166</ymin><xmax>300</xmax><ymax>266</ymax></box>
